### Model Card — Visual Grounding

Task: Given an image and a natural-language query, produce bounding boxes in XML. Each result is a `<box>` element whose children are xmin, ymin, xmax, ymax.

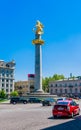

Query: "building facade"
<box><xmin>14</xmin><ymin>74</ymin><xmax>35</xmax><ymax>95</ymax></box>
<box><xmin>49</xmin><ymin>78</ymin><xmax>81</xmax><ymax>96</ymax></box>
<box><xmin>14</xmin><ymin>81</ymin><xmax>28</xmax><ymax>95</ymax></box>
<box><xmin>0</xmin><ymin>60</ymin><xmax>15</xmax><ymax>95</ymax></box>
<box><xmin>28</xmin><ymin>74</ymin><xmax>35</xmax><ymax>93</ymax></box>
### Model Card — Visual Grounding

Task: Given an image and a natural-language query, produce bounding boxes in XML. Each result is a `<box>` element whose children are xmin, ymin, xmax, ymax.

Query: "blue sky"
<box><xmin>0</xmin><ymin>0</ymin><xmax>81</xmax><ymax>81</ymax></box>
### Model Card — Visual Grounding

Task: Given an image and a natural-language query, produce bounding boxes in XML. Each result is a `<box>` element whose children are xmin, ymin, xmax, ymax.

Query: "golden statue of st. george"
<box><xmin>35</xmin><ymin>20</ymin><xmax>44</xmax><ymax>34</ymax></box>
<box><xmin>32</xmin><ymin>20</ymin><xmax>44</xmax><ymax>45</ymax></box>
<box><xmin>33</xmin><ymin>20</ymin><xmax>44</xmax><ymax>35</ymax></box>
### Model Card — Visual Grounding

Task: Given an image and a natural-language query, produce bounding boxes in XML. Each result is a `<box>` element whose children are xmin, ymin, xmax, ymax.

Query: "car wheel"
<box><xmin>48</xmin><ymin>103</ymin><xmax>51</xmax><ymax>106</ymax></box>
<box><xmin>42</xmin><ymin>104</ymin><xmax>45</xmax><ymax>106</ymax></box>
<box><xmin>53</xmin><ymin>115</ymin><xmax>57</xmax><ymax>119</ymax></box>
<box><xmin>13</xmin><ymin>101</ymin><xmax>16</xmax><ymax>105</ymax></box>
<box><xmin>71</xmin><ymin>112</ymin><xmax>74</xmax><ymax>118</ymax></box>
<box><xmin>23</xmin><ymin>101</ymin><xmax>27</xmax><ymax>104</ymax></box>
<box><xmin>77</xmin><ymin>109</ymin><xmax>80</xmax><ymax>115</ymax></box>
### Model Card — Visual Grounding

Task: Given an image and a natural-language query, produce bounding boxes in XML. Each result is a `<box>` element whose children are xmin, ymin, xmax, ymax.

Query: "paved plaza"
<box><xmin>0</xmin><ymin>101</ymin><xmax>81</xmax><ymax>130</ymax></box>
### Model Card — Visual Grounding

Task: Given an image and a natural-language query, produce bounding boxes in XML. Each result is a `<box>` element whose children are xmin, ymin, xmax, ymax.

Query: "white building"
<box><xmin>49</xmin><ymin>78</ymin><xmax>81</xmax><ymax>96</ymax></box>
<box><xmin>0</xmin><ymin>60</ymin><xmax>15</xmax><ymax>95</ymax></box>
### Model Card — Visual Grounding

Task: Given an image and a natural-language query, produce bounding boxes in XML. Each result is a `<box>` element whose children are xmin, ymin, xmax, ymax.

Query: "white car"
<box><xmin>57</xmin><ymin>97</ymin><xmax>67</xmax><ymax>102</ymax></box>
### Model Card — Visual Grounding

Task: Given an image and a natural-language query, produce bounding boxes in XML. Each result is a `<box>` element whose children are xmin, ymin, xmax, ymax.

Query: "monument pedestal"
<box><xmin>26</xmin><ymin>91</ymin><xmax>57</xmax><ymax>99</ymax></box>
<box><xmin>26</xmin><ymin>93</ymin><xmax>57</xmax><ymax>99</ymax></box>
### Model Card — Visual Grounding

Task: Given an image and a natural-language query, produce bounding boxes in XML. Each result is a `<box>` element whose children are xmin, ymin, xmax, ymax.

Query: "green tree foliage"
<box><xmin>10</xmin><ymin>91</ymin><xmax>19</xmax><ymax>97</ymax></box>
<box><xmin>52</xmin><ymin>74</ymin><xmax>65</xmax><ymax>80</ymax></box>
<box><xmin>42</xmin><ymin>77</ymin><xmax>49</xmax><ymax>92</ymax></box>
<box><xmin>42</xmin><ymin>74</ymin><xmax>65</xmax><ymax>92</ymax></box>
<box><xmin>0</xmin><ymin>90</ymin><xmax>6</xmax><ymax>98</ymax></box>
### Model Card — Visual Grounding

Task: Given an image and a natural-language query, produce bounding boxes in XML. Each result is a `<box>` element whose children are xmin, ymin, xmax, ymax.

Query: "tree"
<box><xmin>0</xmin><ymin>90</ymin><xmax>6</xmax><ymax>98</ymax></box>
<box><xmin>52</xmin><ymin>74</ymin><xmax>65</xmax><ymax>80</ymax></box>
<box><xmin>42</xmin><ymin>74</ymin><xmax>65</xmax><ymax>92</ymax></box>
<box><xmin>42</xmin><ymin>77</ymin><xmax>49</xmax><ymax>92</ymax></box>
<box><xmin>10</xmin><ymin>91</ymin><xmax>19</xmax><ymax>97</ymax></box>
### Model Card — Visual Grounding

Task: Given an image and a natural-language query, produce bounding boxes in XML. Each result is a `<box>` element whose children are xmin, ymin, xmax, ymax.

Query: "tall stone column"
<box><xmin>35</xmin><ymin>43</ymin><xmax>42</xmax><ymax>92</ymax></box>
<box><xmin>32</xmin><ymin>20</ymin><xmax>44</xmax><ymax>93</ymax></box>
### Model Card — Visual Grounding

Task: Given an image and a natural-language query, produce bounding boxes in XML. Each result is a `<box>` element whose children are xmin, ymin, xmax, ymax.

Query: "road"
<box><xmin>0</xmin><ymin>100</ymin><xmax>81</xmax><ymax>130</ymax></box>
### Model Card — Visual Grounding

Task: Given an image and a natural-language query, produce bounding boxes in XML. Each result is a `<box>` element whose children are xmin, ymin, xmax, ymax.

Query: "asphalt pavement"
<box><xmin>0</xmin><ymin>100</ymin><xmax>81</xmax><ymax>130</ymax></box>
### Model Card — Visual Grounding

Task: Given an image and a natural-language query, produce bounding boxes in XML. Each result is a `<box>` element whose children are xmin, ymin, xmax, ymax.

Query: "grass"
<box><xmin>0</xmin><ymin>99</ymin><xmax>9</xmax><ymax>103</ymax></box>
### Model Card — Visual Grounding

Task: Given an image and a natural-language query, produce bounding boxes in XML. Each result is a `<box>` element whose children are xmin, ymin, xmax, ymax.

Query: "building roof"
<box><xmin>49</xmin><ymin>78</ymin><xmax>81</xmax><ymax>83</ymax></box>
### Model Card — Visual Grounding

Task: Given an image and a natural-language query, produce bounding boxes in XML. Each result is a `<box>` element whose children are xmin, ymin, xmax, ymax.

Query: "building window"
<box><xmin>6</xmin><ymin>74</ymin><xmax>9</xmax><ymax>77</ymax></box>
<box><xmin>6</xmin><ymin>70</ymin><xmax>9</xmax><ymax>73</ymax></box>
<box><xmin>23</xmin><ymin>85</ymin><xmax>25</xmax><ymax>88</ymax></box>
<box><xmin>51</xmin><ymin>84</ymin><xmax>53</xmax><ymax>87</ymax></box>
<box><xmin>11</xmin><ymin>75</ymin><xmax>13</xmax><ymax>77</ymax></box>
<box><xmin>68</xmin><ymin>83</ymin><xmax>73</xmax><ymax>88</ymax></box>
<box><xmin>65</xmin><ymin>89</ymin><xmax>67</xmax><ymax>93</ymax></box>
<box><xmin>60</xmin><ymin>89</ymin><xmax>62</xmax><ymax>93</ymax></box>
<box><xmin>55</xmin><ymin>84</ymin><xmax>57</xmax><ymax>87</ymax></box>
<box><xmin>80</xmin><ymin>88</ymin><xmax>81</xmax><ymax>92</ymax></box>
<box><xmin>75</xmin><ymin>88</ymin><xmax>77</xmax><ymax>93</ymax></box>
<box><xmin>6</xmin><ymin>89</ymin><xmax>8</xmax><ymax>92</ymax></box>
<box><xmin>51</xmin><ymin>89</ymin><xmax>53</xmax><ymax>94</ymax></box>
<box><xmin>10</xmin><ymin>89</ymin><xmax>12</xmax><ymax>92</ymax></box>
<box><xmin>60</xmin><ymin>84</ymin><xmax>62</xmax><ymax>87</ymax></box>
<box><xmin>10</xmin><ymin>79</ymin><xmax>13</xmax><ymax>82</ymax></box>
<box><xmin>6</xmin><ymin>64</ymin><xmax>9</xmax><ymax>68</ymax></box>
<box><xmin>10</xmin><ymin>70</ymin><xmax>13</xmax><ymax>74</ymax></box>
<box><xmin>64</xmin><ymin>84</ymin><xmax>67</xmax><ymax>87</ymax></box>
<box><xmin>10</xmin><ymin>84</ymin><xmax>12</xmax><ymax>87</ymax></box>
<box><xmin>2</xmin><ymin>79</ymin><xmax>4</xmax><ymax>82</ymax></box>
<box><xmin>55</xmin><ymin>89</ymin><xmax>57</xmax><ymax>93</ymax></box>
<box><xmin>70</xmin><ymin>88</ymin><xmax>72</xmax><ymax>93</ymax></box>
<box><xmin>6</xmin><ymin>84</ymin><xmax>8</xmax><ymax>87</ymax></box>
<box><xmin>6</xmin><ymin>79</ymin><xmax>8</xmax><ymax>82</ymax></box>
<box><xmin>2</xmin><ymin>69</ymin><xmax>4</xmax><ymax>73</ymax></box>
<box><xmin>2</xmin><ymin>74</ymin><xmax>4</xmax><ymax>76</ymax></box>
<box><xmin>75</xmin><ymin>83</ymin><xmax>77</xmax><ymax>86</ymax></box>
<box><xmin>2</xmin><ymin>84</ymin><xmax>4</xmax><ymax>87</ymax></box>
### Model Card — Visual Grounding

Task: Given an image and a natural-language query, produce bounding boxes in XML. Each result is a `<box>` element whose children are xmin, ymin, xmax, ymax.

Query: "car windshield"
<box><xmin>57</xmin><ymin>98</ymin><xmax>63</xmax><ymax>101</ymax></box>
<box><xmin>57</xmin><ymin>101</ymin><xmax>69</xmax><ymax>105</ymax></box>
<box><xmin>57</xmin><ymin>98</ymin><xmax>66</xmax><ymax>101</ymax></box>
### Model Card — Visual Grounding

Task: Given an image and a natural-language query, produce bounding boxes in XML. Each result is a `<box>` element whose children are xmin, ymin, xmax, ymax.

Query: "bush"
<box><xmin>10</xmin><ymin>91</ymin><xmax>19</xmax><ymax>97</ymax></box>
<box><xmin>0</xmin><ymin>90</ymin><xmax>6</xmax><ymax>98</ymax></box>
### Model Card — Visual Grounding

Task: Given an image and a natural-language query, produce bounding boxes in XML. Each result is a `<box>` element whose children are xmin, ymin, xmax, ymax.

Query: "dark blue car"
<box><xmin>28</xmin><ymin>97</ymin><xmax>42</xmax><ymax>103</ymax></box>
<box><xmin>42</xmin><ymin>98</ymin><xmax>56</xmax><ymax>106</ymax></box>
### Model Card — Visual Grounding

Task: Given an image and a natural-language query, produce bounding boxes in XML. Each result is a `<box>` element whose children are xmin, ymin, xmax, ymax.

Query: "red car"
<box><xmin>52</xmin><ymin>100</ymin><xmax>80</xmax><ymax>118</ymax></box>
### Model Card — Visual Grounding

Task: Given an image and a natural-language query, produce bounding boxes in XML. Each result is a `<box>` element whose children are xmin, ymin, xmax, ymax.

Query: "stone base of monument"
<box><xmin>26</xmin><ymin>91</ymin><xmax>57</xmax><ymax>98</ymax></box>
<box><xmin>34</xmin><ymin>89</ymin><xmax>44</xmax><ymax>94</ymax></box>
